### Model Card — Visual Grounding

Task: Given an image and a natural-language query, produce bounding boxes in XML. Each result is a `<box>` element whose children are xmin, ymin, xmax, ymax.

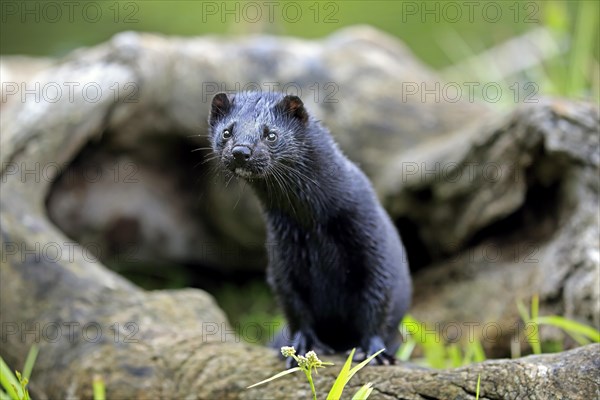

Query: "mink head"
<box><xmin>208</xmin><ymin>92</ymin><xmax>310</xmax><ymax>180</ymax></box>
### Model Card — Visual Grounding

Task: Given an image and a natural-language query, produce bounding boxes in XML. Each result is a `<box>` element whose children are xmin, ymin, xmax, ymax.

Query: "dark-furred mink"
<box><xmin>208</xmin><ymin>91</ymin><xmax>411</xmax><ymax>364</ymax></box>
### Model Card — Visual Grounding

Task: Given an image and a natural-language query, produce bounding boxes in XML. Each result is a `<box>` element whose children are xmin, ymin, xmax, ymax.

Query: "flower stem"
<box><xmin>305</xmin><ymin>370</ymin><xmax>317</xmax><ymax>400</ymax></box>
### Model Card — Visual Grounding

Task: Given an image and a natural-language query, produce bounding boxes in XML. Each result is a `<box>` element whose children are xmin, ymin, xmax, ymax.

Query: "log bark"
<box><xmin>379</xmin><ymin>99</ymin><xmax>600</xmax><ymax>356</ymax></box>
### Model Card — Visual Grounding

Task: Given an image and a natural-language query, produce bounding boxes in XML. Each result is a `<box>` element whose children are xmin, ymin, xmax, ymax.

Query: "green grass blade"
<box><xmin>399</xmin><ymin>315</ymin><xmax>420</xmax><ymax>337</ymax></box>
<box><xmin>529</xmin><ymin>295</ymin><xmax>541</xmax><ymax>354</ymax></box>
<box><xmin>423</xmin><ymin>340</ymin><xmax>447</xmax><ymax>369</ymax></box>
<box><xmin>0</xmin><ymin>357</ymin><xmax>21</xmax><ymax>400</ymax></box>
<box><xmin>462</xmin><ymin>343</ymin><xmax>474</xmax><ymax>366</ymax></box>
<box><xmin>564</xmin><ymin>332</ymin><xmax>590</xmax><ymax>346</ymax></box>
<box><xmin>22</xmin><ymin>346</ymin><xmax>38</xmax><ymax>381</ymax></box>
<box><xmin>246</xmin><ymin>367</ymin><xmax>301</xmax><ymax>388</ymax></box>
<box><xmin>328</xmin><ymin>349</ymin><xmax>384</xmax><ymax>400</ymax></box>
<box><xmin>462</xmin><ymin>340</ymin><xmax>487</xmax><ymax>366</ymax></box>
<box><xmin>535</xmin><ymin>316</ymin><xmax>600</xmax><ymax>343</ymax></box>
<box><xmin>470</xmin><ymin>339</ymin><xmax>486</xmax><ymax>363</ymax></box>
<box><xmin>0</xmin><ymin>389</ymin><xmax>12</xmax><ymax>400</ymax></box>
<box><xmin>93</xmin><ymin>375</ymin><xmax>106</xmax><ymax>400</ymax></box>
<box><xmin>326</xmin><ymin>348</ymin><xmax>355</xmax><ymax>400</ymax></box>
<box><xmin>475</xmin><ymin>374</ymin><xmax>481</xmax><ymax>400</ymax></box>
<box><xmin>347</xmin><ymin>349</ymin><xmax>384</xmax><ymax>378</ymax></box>
<box><xmin>531</xmin><ymin>295</ymin><xmax>539</xmax><ymax>322</ymax></box>
<box><xmin>517</xmin><ymin>297</ymin><xmax>541</xmax><ymax>354</ymax></box>
<box><xmin>568</xmin><ymin>1</ymin><xmax>599</xmax><ymax>95</ymax></box>
<box><xmin>352</xmin><ymin>382</ymin><xmax>374</xmax><ymax>400</ymax></box>
<box><xmin>447</xmin><ymin>344</ymin><xmax>462</xmax><ymax>368</ymax></box>
<box><xmin>516</xmin><ymin>299</ymin><xmax>530</xmax><ymax>322</ymax></box>
<box><xmin>396</xmin><ymin>339</ymin><xmax>416</xmax><ymax>362</ymax></box>
<box><xmin>401</xmin><ymin>315</ymin><xmax>447</xmax><ymax>368</ymax></box>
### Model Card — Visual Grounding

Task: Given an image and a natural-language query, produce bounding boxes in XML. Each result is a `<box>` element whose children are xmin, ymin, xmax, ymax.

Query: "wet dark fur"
<box><xmin>208</xmin><ymin>91</ymin><xmax>411</xmax><ymax>364</ymax></box>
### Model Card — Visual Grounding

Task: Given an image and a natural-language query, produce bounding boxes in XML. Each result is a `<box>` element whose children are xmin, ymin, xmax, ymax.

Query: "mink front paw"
<box><xmin>354</xmin><ymin>336</ymin><xmax>396</xmax><ymax>366</ymax></box>
<box><xmin>284</xmin><ymin>331</ymin><xmax>335</xmax><ymax>368</ymax></box>
<box><xmin>285</xmin><ymin>331</ymin><xmax>313</xmax><ymax>368</ymax></box>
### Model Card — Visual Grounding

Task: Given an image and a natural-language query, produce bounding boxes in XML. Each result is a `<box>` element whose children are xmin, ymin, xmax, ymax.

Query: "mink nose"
<box><xmin>232</xmin><ymin>145</ymin><xmax>252</xmax><ymax>165</ymax></box>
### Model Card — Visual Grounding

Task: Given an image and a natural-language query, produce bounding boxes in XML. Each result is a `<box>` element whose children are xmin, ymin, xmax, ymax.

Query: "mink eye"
<box><xmin>263</xmin><ymin>126</ymin><xmax>277</xmax><ymax>142</ymax></box>
<box><xmin>222</xmin><ymin>129</ymin><xmax>232</xmax><ymax>139</ymax></box>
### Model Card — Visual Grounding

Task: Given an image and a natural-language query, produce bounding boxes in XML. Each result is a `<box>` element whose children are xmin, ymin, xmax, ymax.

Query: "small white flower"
<box><xmin>281</xmin><ymin>346</ymin><xmax>296</xmax><ymax>358</ymax></box>
<box><xmin>297</xmin><ymin>355</ymin><xmax>309</xmax><ymax>369</ymax></box>
<box><xmin>305</xmin><ymin>351</ymin><xmax>322</xmax><ymax>366</ymax></box>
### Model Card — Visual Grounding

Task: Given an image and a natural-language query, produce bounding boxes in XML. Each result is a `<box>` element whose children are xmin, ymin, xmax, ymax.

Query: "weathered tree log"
<box><xmin>379</xmin><ymin>99</ymin><xmax>600</xmax><ymax>356</ymax></box>
<box><xmin>1</xmin><ymin>27</ymin><xmax>599</xmax><ymax>398</ymax></box>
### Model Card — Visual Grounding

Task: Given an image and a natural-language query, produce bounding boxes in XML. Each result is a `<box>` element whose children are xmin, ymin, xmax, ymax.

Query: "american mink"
<box><xmin>208</xmin><ymin>91</ymin><xmax>411</xmax><ymax>364</ymax></box>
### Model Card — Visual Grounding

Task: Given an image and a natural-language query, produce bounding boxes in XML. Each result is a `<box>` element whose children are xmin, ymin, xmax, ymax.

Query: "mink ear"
<box><xmin>276</xmin><ymin>95</ymin><xmax>308</xmax><ymax>125</ymax></box>
<box><xmin>209</xmin><ymin>93</ymin><xmax>232</xmax><ymax>124</ymax></box>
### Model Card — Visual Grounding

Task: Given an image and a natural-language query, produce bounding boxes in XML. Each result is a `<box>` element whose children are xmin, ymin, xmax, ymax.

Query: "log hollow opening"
<box><xmin>395</xmin><ymin>144</ymin><xmax>572</xmax><ymax>273</ymax></box>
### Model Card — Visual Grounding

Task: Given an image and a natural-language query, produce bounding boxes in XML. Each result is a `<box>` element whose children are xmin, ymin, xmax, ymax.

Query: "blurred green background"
<box><xmin>2</xmin><ymin>0</ymin><xmax>598</xmax><ymax>100</ymax></box>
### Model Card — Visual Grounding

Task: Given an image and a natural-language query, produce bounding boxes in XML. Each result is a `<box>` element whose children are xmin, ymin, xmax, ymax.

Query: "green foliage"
<box><xmin>517</xmin><ymin>295</ymin><xmax>542</xmax><ymax>354</ymax></box>
<box><xmin>1</xmin><ymin>347</ymin><xmax>107</xmax><ymax>400</ymax></box>
<box><xmin>534</xmin><ymin>316</ymin><xmax>600</xmax><ymax>344</ymax></box>
<box><xmin>545</xmin><ymin>1</ymin><xmax>599</xmax><ymax>98</ymax></box>
<box><xmin>3</xmin><ymin>2</ymin><xmax>596</xmax><ymax>102</ymax></box>
<box><xmin>326</xmin><ymin>348</ymin><xmax>383</xmax><ymax>400</ymax></box>
<box><xmin>248</xmin><ymin>347</ymin><xmax>382</xmax><ymax>400</ymax></box>
<box><xmin>401</xmin><ymin>297</ymin><xmax>600</xmax><ymax>369</ymax></box>
<box><xmin>248</xmin><ymin>346</ymin><xmax>333</xmax><ymax>400</ymax></box>
<box><xmin>247</xmin><ymin>366</ymin><xmax>303</xmax><ymax>388</ymax></box>
<box><xmin>351</xmin><ymin>383</ymin><xmax>374</xmax><ymax>400</ymax></box>
<box><xmin>518</xmin><ymin>295</ymin><xmax>600</xmax><ymax>355</ymax></box>
<box><xmin>213</xmin><ymin>281</ymin><xmax>284</xmax><ymax>345</ymax></box>
<box><xmin>440</xmin><ymin>1</ymin><xmax>598</xmax><ymax>104</ymax></box>
<box><xmin>107</xmin><ymin>260</ymin><xmax>191</xmax><ymax>290</ymax></box>
<box><xmin>93</xmin><ymin>375</ymin><xmax>106</xmax><ymax>400</ymax></box>
<box><xmin>0</xmin><ymin>346</ymin><xmax>37</xmax><ymax>400</ymax></box>
<box><xmin>398</xmin><ymin>315</ymin><xmax>486</xmax><ymax>369</ymax></box>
